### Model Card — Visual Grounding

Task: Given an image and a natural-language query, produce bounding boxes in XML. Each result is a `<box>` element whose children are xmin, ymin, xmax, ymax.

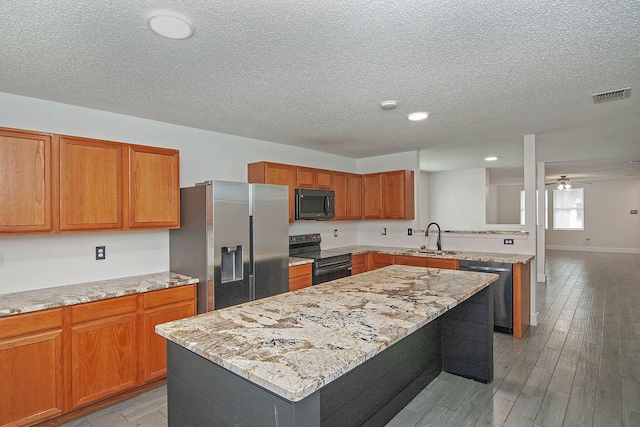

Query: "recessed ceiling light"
<box><xmin>147</xmin><ymin>11</ymin><xmax>193</xmax><ymax>40</ymax></box>
<box><xmin>407</xmin><ymin>112</ymin><xmax>428</xmax><ymax>121</ymax></box>
<box><xmin>380</xmin><ymin>101</ymin><xmax>398</xmax><ymax>110</ymax></box>
<box><xmin>485</xmin><ymin>156</ymin><xmax>498</xmax><ymax>161</ymax></box>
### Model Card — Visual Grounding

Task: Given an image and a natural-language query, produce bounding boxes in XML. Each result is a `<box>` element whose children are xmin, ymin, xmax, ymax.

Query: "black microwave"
<box><xmin>295</xmin><ymin>189</ymin><xmax>335</xmax><ymax>220</ymax></box>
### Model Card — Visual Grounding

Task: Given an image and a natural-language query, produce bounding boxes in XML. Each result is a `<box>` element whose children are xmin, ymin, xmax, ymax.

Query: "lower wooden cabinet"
<box><xmin>70</xmin><ymin>296</ymin><xmax>138</xmax><ymax>409</ymax></box>
<box><xmin>141</xmin><ymin>286</ymin><xmax>196</xmax><ymax>383</ymax></box>
<box><xmin>370</xmin><ymin>253</ymin><xmax>394</xmax><ymax>270</ymax></box>
<box><xmin>351</xmin><ymin>253</ymin><xmax>367</xmax><ymax>275</ymax></box>
<box><xmin>0</xmin><ymin>285</ymin><xmax>196</xmax><ymax>427</ymax></box>
<box><xmin>289</xmin><ymin>263</ymin><xmax>312</xmax><ymax>291</ymax></box>
<box><xmin>394</xmin><ymin>254</ymin><xmax>458</xmax><ymax>270</ymax></box>
<box><xmin>0</xmin><ymin>309</ymin><xmax>65</xmax><ymax>427</ymax></box>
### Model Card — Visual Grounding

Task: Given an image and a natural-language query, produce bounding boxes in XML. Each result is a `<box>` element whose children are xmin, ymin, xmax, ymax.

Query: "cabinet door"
<box><xmin>0</xmin><ymin>310</ymin><xmax>64</xmax><ymax>427</ymax></box>
<box><xmin>383</xmin><ymin>170</ymin><xmax>414</xmax><ymax>219</ymax></box>
<box><xmin>0</xmin><ymin>128</ymin><xmax>53</xmax><ymax>234</ymax></box>
<box><xmin>71</xmin><ymin>297</ymin><xmax>137</xmax><ymax>409</ymax></box>
<box><xmin>315</xmin><ymin>169</ymin><xmax>332</xmax><ymax>189</ymax></box>
<box><xmin>142</xmin><ymin>300</ymin><xmax>195</xmax><ymax>383</ymax></box>
<box><xmin>351</xmin><ymin>254</ymin><xmax>367</xmax><ymax>275</ymax></box>
<box><xmin>346</xmin><ymin>173</ymin><xmax>363</xmax><ymax>219</ymax></box>
<box><xmin>289</xmin><ymin>263</ymin><xmax>312</xmax><ymax>291</ymax></box>
<box><xmin>370</xmin><ymin>253</ymin><xmax>394</xmax><ymax>270</ymax></box>
<box><xmin>362</xmin><ymin>173</ymin><xmax>383</xmax><ymax>219</ymax></box>
<box><xmin>296</xmin><ymin>167</ymin><xmax>315</xmax><ymax>188</ymax></box>
<box><xmin>59</xmin><ymin>136</ymin><xmax>123</xmax><ymax>231</ymax></box>
<box><xmin>332</xmin><ymin>171</ymin><xmax>348</xmax><ymax>220</ymax></box>
<box><xmin>71</xmin><ymin>313</ymin><xmax>137</xmax><ymax>408</ymax></box>
<box><xmin>248</xmin><ymin>162</ymin><xmax>296</xmax><ymax>222</ymax></box>
<box><xmin>128</xmin><ymin>145</ymin><xmax>180</xmax><ymax>229</ymax></box>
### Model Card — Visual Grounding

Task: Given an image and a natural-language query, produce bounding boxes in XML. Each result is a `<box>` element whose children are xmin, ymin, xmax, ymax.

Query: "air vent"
<box><xmin>592</xmin><ymin>87</ymin><xmax>631</xmax><ymax>103</ymax></box>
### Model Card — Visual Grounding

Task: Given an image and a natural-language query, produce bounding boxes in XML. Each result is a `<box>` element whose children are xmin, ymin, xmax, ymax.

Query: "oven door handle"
<box><xmin>314</xmin><ymin>264</ymin><xmax>352</xmax><ymax>276</ymax></box>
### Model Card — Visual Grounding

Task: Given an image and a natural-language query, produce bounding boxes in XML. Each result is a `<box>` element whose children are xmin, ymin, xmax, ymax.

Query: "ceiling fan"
<box><xmin>546</xmin><ymin>175</ymin><xmax>573</xmax><ymax>190</ymax></box>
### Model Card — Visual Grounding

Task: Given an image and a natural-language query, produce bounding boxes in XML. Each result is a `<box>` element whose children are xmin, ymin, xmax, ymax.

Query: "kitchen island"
<box><xmin>156</xmin><ymin>265</ymin><xmax>498</xmax><ymax>427</ymax></box>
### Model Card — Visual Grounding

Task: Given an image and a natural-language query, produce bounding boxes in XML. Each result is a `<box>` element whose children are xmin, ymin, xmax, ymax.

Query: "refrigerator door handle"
<box><xmin>249</xmin><ymin>274</ymin><xmax>256</xmax><ymax>301</ymax></box>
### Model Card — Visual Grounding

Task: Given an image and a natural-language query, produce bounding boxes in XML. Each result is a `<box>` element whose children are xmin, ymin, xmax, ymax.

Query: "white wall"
<box><xmin>0</xmin><ymin>92</ymin><xmax>363</xmax><ymax>293</ymax></box>
<box><xmin>428</xmin><ymin>168</ymin><xmax>487</xmax><ymax>230</ymax></box>
<box><xmin>497</xmin><ymin>185</ymin><xmax>523</xmax><ymax>224</ymax></box>
<box><xmin>546</xmin><ymin>179</ymin><xmax>640</xmax><ymax>253</ymax></box>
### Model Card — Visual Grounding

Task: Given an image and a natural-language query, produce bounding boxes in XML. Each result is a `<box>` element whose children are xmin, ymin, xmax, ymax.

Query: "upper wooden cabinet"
<box><xmin>128</xmin><ymin>145</ymin><xmax>180</xmax><ymax>229</ymax></box>
<box><xmin>333</xmin><ymin>171</ymin><xmax>362</xmax><ymax>220</ymax></box>
<box><xmin>248</xmin><ymin>161</ymin><xmax>297</xmax><ymax>222</ymax></box>
<box><xmin>363</xmin><ymin>170</ymin><xmax>414</xmax><ymax>220</ymax></box>
<box><xmin>59</xmin><ymin>136</ymin><xmax>124</xmax><ymax>231</ymax></box>
<box><xmin>315</xmin><ymin>169</ymin><xmax>333</xmax><ymax>189</ymax></box>
<box><xmin>0</xmin><ymin>128</ymin><xmax>53</xmax><ymax>234</ymax></box>
<box><xmin>383</xmin><ymin>170</ymin><xmax>414</xmax><ymax>219</ymax></box>
<box><xmin>362</xmin><ymin>173</ymin><xmax>383</xmax><ymax>219</ymax></box>
<box><xmin>0</xmin><ymin>127</ymin><xmax>180</xmax><ymax>235</ymax></box>
<box><xmin>249</xmin><ymin>162</ymin><xmax>414</xmax><ymax>222</ymax></box>
<box><xmin>295</xmin><ymin>166</ymin><xmax>315</xmax><ymax>188</ymax></box>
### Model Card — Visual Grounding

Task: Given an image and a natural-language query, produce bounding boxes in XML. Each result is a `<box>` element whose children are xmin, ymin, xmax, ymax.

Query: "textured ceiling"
<box><xmin>1</xmin><ymin>0</ymin><xmax>640</xmax><ymax>177</ymax></box>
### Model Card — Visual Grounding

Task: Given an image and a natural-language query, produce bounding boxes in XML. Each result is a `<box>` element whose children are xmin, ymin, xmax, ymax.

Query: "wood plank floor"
<box><xmin>57</xmin><ymin>250</ymin><xmax>640</xmax><ymax>427</ymax></box>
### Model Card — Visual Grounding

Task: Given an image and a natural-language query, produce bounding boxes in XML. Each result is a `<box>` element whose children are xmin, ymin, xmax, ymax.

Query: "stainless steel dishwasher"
<box><xmin>458</xmin><ymin>259</ymin><xmax>513</xmax><ymax>334</ymax></box>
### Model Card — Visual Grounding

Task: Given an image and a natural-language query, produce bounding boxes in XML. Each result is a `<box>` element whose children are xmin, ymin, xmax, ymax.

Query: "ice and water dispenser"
<box><xmin>221</xmin><ymin>245</ymin><xmax>244</xmax><ymax>283</ymax></box>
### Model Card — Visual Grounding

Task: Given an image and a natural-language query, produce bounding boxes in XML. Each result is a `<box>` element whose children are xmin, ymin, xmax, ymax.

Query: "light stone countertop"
<box><xmin>0</xmin><ymin>272</ymin><xmax>199</xmax><ymax>317</ymax></box>
<box><xmin>156</xmin><ymin>264</ymin><xmax>498</xmax><ymax>402</ymax></box>
<box><xmin>288</xmin><ymin>257</ymin><xmax>314</xmax><ymax>267</ymax></box>
<box><xmin>335</xmin><ymin>245</ymin><xmax>534</xmax><ymax>264</ymax></box>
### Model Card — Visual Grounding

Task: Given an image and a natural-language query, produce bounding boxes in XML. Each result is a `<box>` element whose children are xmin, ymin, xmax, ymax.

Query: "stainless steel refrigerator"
<box><xmin>169</xmin><ymin>180</ymin><xmax>289</xmax><ymax>312</ymax></box>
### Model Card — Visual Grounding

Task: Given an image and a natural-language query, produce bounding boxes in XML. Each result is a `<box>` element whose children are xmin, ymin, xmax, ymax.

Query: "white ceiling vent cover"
<box><xmin>592</xmin><ymin>87</ymin><xmax>631</xmax><ymax>103</ymax></box>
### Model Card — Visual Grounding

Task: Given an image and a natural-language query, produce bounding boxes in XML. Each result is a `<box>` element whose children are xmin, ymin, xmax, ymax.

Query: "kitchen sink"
<box><xmin>404</xmin><ymin>249</ymin><xmax>459</xmax><ymax>256</ymax></box>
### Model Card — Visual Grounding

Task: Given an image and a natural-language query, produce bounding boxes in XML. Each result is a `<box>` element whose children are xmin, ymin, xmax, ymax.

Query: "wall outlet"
<box><xmin>407</xmin><ymin>228</ymin><xmax>413</xmax><ymax>236</ymax></box>
<box><xmin>95</xmin><ymin>246</ymin><xmax>106</xmax><ymax>260</ymax></box>
<box><xmin>381</xmin><ymin>228</ymin><xmax>387</xmax><ymax>235</ymax></box>
<box><xmin>334</xmin><ymin>229</ymin><xmax>338</xmax><ymax>237</ymax></box>
<box><xmin>503</xmin><ymin>239</ymin><xmax>514</xmax><ymax>245</ymax></box>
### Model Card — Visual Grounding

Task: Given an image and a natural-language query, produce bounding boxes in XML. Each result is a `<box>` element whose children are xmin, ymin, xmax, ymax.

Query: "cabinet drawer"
<box><xmin>143</xmin><ymin>285</ymin><xmax>196</xmax><ymax>310</ymax></box>
<box><xmin>72</xmin><ymin>296</ymin><xmax>137</xmax><ymax>324</ymax></box>
<box><xmin>0</xmin><ymin>308</ymin><xmax>63</xmax><ymax>340</ymax></box>
<box><xmin>394</xmin><ymin>255</ymin><xmax>428</xmax><ymax>268</ymax></box>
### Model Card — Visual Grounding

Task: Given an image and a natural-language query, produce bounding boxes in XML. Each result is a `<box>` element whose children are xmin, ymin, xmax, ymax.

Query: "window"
<box><xmin>553</xmin><ymin>188</ymin><xmax>584</xmax><ymax>230</ymax></box>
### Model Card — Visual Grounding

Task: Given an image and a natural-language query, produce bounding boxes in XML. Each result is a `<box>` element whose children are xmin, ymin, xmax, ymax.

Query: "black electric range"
<box><xmin>289</xmin><ymin>233</ymin><xmax>352</xmax><ymax>285</ymax></box>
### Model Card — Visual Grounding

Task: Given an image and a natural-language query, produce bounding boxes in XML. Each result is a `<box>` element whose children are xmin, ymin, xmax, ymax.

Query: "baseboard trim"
<box><xmin>546</xmin><ymin>245</ymin><xmax>640</xmax><ymax>254</ymax></box>
<box><xmin>537</xmin><ymin>274</ymin><xmax>547</xmax><ymax>283</ymax></box>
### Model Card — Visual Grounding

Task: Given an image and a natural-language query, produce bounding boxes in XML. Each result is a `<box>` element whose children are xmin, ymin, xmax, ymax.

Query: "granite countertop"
<box><xmin>335</xmin><ymin>245</ymin><xmax>534</xmax><ymax>264</ymax></box>
<box><xmin>0</xmin><ymin>272</ymin><xmax>199</xmax><ymax>317</ymax></box>
<box><xmin>156</xmin><ymin>264</ymin><xmax>498</xmax><ymax>402</ymax></box>
<box><xmin>288</xmin><ymin>257</ymin><xmax>314</xmax><ymax>267</ymax></box>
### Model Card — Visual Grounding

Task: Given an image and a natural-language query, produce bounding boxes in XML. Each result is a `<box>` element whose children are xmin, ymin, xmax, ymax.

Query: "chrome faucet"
<box><xmin>425</xmin><ymin>222</ymin><xmax>441</xmax><ymax>250</ymax></box>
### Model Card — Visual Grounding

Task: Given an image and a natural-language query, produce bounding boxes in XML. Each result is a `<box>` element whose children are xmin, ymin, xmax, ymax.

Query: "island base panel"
<box><xmin>166</xmin><ymin>321</ymin><xmax>441</xmax><ymax>427</ymax></box>
<box><xmin>167</xmin><ymin>341</ymin><xmax>320</xmax><ymax>427</ymax></box>
<box><xmin>442</xmin><ymin>285</ymin><xmax>494</xmax><ymax>383</ymax></box>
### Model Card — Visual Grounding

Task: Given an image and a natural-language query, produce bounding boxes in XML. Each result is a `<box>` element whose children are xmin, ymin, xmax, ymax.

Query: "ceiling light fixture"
<box><xmin>408</xmin><ymin>112</ymin><xmax>428</xmax><ymax>121</ymax></box>
<box><xmin>147</xmin><ymin>11</ymin><xmax>193</xmax><ymax>40</ymax></box>
<box><xmin>484</xmin><ymin>156</ymin><xmax>498</xmax><ymax>161</ymax></box>
<box><xmin>380</xmin><ymin>101</ymin><xmax>398</xmax><ymax>110</ymax></box>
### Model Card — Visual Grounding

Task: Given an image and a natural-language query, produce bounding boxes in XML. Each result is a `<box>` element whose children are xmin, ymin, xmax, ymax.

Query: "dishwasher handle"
<box><xmin>460</xmin><ymin>265</ymin><xmax>511</xmax><ymax>273</ymax></box>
